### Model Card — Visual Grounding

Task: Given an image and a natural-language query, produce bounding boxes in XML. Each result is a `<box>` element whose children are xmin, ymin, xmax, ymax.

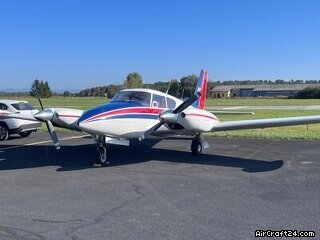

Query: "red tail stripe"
<box><xmin>199</xmin><ymin>70</ymin><xmax>208</xmax><ymax>109</ymax></box>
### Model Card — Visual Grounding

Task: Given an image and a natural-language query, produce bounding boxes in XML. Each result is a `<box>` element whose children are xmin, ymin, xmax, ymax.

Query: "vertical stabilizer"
<box><xmin>192</xmin><ymin>69</ymin><xmax>208</xmax><ymax>109</ymax></box>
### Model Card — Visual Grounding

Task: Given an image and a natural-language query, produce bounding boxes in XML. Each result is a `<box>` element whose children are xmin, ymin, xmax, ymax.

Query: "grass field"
<box><xmin>206</xmin><ymin>99</ymin><xmax>320</xmax><ymax>140</ymax></box>
<box><xmin>7</xmin><ymin>96</ymin><xmax>320</xmax><ymax>108</ymax></box>
<box><xmin>4</xmin><ymin>96</ymin><xmax>320</xmax><ymax>140</ymax></box>
<box><xmin>206</xmin><ymin>98</ymin><xmax>320</xmax><ymax>106</ymax></box>
<box><xmin>19</xmin><ymin>96</ymin><xmax>107</xmax><ymax>110</ymax></box>
<box><xmin>208</xmin><ymin>109</ymin><xmax>320</xmax><ymax>140</ymax></box>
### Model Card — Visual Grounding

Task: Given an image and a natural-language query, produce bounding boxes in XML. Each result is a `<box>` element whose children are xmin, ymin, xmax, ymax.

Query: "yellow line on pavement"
<box><xmin>0</xmin><ymin>135</ymin><xmax>89</xmax><ymax>151</ymax></box>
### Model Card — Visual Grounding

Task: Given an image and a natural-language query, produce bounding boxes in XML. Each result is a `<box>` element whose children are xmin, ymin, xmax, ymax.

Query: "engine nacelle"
<box><xmin>51</xmin><ymin>108</ymin><xmax>84</xmax><ymax>130</ymax></box>
<box><xmin>177</xmin><ymin>109</ymin><xmax>218</xmax><ymax>132</ymax></box>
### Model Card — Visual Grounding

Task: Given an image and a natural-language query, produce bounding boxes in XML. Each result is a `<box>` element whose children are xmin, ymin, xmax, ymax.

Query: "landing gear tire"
<box><xmin>96</xmin><ymin>145</ymin><xmax>111</xmax><ymax>166</ymax></box>
<box><xmin>191</xmin><ymin>138</ymin><xmax>202</xmax><ymax>156</ymax></box>
<box><xmin>0</xmin><ymin>123</ymin><xmax>9</xmax><ymax>141</ymax></box>
<box><xmin>19</xmin><ymin>130</ymin><xmax>32</xmax><ymax>138</ymax></box>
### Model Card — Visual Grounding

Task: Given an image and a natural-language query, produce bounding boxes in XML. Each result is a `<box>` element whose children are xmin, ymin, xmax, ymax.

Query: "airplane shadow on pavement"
<box><xmin>0</xmin><ymin>141</ymin><xmax>283</xmax><ymax>173</ymax></box>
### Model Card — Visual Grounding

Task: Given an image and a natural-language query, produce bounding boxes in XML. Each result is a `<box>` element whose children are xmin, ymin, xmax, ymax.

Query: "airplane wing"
<box><xmin>211</xmin><ymin>115</ymin><xmax>320</xmax><ymax>131</ymax></box>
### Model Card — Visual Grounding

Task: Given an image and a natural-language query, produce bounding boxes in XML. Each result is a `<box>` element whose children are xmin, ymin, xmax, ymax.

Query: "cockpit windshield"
<box><xmin>110</xmin><ymin>91</ymin><xmax>151</xmax><ymax>106</ymax></box>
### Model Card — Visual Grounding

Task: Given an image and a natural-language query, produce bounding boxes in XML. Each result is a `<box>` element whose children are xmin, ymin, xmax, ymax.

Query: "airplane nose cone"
<box><xmin>34</xmin><ymin>109</ymin><xmax>54</xmax><ymax>122</ymax></box>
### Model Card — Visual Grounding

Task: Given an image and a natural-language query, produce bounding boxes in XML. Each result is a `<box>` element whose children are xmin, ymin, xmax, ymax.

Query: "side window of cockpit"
<box><xmin>166</xmin><ymin>98</ymin><xmax>176</xmax><ymax>109</ymax></box>
<box><xmin>0</xmin><ymin>103</ymin><xmax>8</xmax><ymax>110</ymax></box>
<box><xmin>152</xmin><ymin>94</ymin><xmax>166</xmax><ymax>108</ymax></box>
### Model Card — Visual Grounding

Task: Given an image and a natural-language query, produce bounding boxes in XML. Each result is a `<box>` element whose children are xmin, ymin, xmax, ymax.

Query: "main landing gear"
<box><xmin>94</xmin><ymin>135</ymin><xmax>207</xmax><ymax>165</ymax></box>
<box><xmin>191</xmin><ymin>135</ymin><xmax>209</xmax><ymax>155</ymax></box>
<box><xmin>96</xmin><ymin>137</ymin><xmax>111</xmax><ymax>166</ymax></box>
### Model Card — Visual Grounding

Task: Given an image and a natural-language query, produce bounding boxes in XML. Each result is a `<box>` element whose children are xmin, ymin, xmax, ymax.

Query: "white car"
<box><xmin>0</xmin><ymin>99</ymin><xmax>41</xmax><ymax>141</ymax></box>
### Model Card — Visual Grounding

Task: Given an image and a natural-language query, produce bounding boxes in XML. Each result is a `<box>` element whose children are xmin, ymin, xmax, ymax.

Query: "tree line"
<box><xmin>73</xmin><ymin>76</ymin><xmax>320</xmax><ymax>99</ymax></box>
<box><xmin>2</xmin><ymin>72</ymin><xmax>320</xmax><ymax>99</ymax></box>
<box><xmin>294</xmin><ymin>87</ymin><xmax>320</xmax><ymax>99</ymax></box>
<box><xmin>75</xmin><ymin>72</ymin><xmax>204</xmax><ymax>99</ymax></box>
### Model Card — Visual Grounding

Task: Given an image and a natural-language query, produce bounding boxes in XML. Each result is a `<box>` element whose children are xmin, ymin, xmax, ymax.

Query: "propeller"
<box><xmin>139</xmin><ymin>89</ymin><xmax>201</xmax><ymax>141</ymax></box>
<box><xmin>33</xmin><ymin>90</ymin><xmax>60</xmax><ymax>150</ymax></box>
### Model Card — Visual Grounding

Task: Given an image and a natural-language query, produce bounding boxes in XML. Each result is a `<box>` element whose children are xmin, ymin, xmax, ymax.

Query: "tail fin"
<box><xmin>192</xmin><ymin>69</ymin><xmax>208</xmax><ymax>109</ymax></box>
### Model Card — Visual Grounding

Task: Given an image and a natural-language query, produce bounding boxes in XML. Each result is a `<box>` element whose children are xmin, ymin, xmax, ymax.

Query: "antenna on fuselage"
<box><xmin>165</xmin><ymin>81</ymin><xmax>171</xmax><ymax>94</ymax></box>
<box><xmin>181</xmin><ymin>88</ymin><xmax>185</xmax><ymax>100</ymax></box>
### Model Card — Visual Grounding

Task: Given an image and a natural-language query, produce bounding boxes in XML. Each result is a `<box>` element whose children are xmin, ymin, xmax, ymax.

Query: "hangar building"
<box><xmin>209</xmin><ymin>84</ymin><xmax>320</xmax><ymax>98</ymax></box>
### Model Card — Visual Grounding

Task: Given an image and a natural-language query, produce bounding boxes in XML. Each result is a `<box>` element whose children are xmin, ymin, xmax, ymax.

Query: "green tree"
<box><xmin>149</xmin><ymin>81</ymin><xmax>169</xmax><ymax>93</ymax></box>
<box><xmin>30</xmin><ymin>79</ymin><xmax>52</xmax><ymax>98</ymax></box>
<box><xmin>179</xmin><ymin>74</ymin><xmax>198</xmax><ymax>97</ymax></box>
<box><xmin>167</xmin><ymin>79</ymin><xmax>180</xmax><ymax>97</ymax></box>
<box><xmin>294</xmin><ymin>87</ymin><xmax>320</xmax><ymax>99</ymax></box>
<box><xmin>275</xmin><ymin>79</ymin><xmax>285</xmax><ymax>84</ymax></box>
<box><xmin>63</xmin><ymin>91</ymin><xmax>71</xmax><ymax>97</ymax></box>
<box><xmin>124</xmin><ymin>72</ymin><xmax>143</xmax><ymax>88</ymax></box>
<box><xmin>107</xmin><ymin>84</ymin><xmax>123</xmax><ymax>98</ymax></box>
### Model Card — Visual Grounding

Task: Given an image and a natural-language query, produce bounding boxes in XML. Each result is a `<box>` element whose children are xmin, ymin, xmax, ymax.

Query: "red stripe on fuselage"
<box><xmin>57</xmin><ymin>114</ymin><xmax>81</xmax><ymax>118</ymax></box>
<box><xmin>85</xmin><ymin>107</ymin><xmax>163</xmax><ymax>123</ymax></box>
<box><xmin>185</xmin><ymin>113</ymin><xmax>218</xmax><ymax>121</ymax></box>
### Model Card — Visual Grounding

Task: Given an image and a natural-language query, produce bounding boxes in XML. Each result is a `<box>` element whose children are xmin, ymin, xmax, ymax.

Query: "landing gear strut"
<box><xmin>96</xmin><ymin>137</ymin><xmax>111</xmax><ymax>166</ymax></box>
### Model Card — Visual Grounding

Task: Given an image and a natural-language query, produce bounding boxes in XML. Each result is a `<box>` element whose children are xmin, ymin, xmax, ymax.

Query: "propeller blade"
<box><xmin>138</xmin><ymin>121</ymin><xmax>163</xmax><ymax>141</ymax></box>
<box><xmin>34</xmin><ymin>89</ymin><xmax>44</xmax><ymax>110</ymax></box>
<box><xmin>173</xmin><ymin>94</ymin><xmax>199</xmax><ymax>114</ymax></box>
<box><xmin>45</xmin><ymin>120</ymin><xmax>60</xmax><ymax>150</ymax></box>
<box><xmin>32</xmin><ymin>91</ymin><xmax>60</xmax><ymax>150</ymax></box>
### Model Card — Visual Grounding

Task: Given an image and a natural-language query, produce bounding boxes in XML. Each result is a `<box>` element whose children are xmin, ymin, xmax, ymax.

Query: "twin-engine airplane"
<box><xmin>2</xmin><ymin>69</ymin><xmax>320</xmax><ymax>165</ymax></box>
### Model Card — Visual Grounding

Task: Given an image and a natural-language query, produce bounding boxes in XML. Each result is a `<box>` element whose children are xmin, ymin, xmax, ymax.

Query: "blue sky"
<box><xmin>1</xmin><ymin>0</ymin><xmax>320</xmax><ymax>90</ymax></box>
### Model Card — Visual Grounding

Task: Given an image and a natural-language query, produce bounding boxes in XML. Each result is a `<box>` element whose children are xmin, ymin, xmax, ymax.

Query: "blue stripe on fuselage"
<box><xmin>90</xmin><ymin>114</ymin><xmax>158</xmax><ymax>121</ymax></box>
<box><xmin>78</xmin><ymin>101</ymin><xmax>145</xmax><ymax>124</ymax></box>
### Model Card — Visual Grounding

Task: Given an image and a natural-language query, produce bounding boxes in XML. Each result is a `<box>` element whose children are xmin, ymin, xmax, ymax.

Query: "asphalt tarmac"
<box><xmin>0</xmin><ymin>132</ymin><xmax>319</xmax><ymax>240</ymax></box>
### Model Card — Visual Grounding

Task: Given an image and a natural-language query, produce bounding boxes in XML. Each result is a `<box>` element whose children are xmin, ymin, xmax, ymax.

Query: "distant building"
<box><xmin>252</xmin><ymin>84</ymin><xmax>309</xmax><ymax>97</ymax></box>
<box><xmin>209</xmin><ymin>84</ymin><xmax>320</xmax><ymax>98</ymax></box>
<box><xmin>209</xmin><ymin>85</ymin><xmax>257</xmax><ymax>98</ymax></box>
<box><xmin>209</xmin><ymin>86</ymin><xmax>232</xmax><ymax>98</ymax></box>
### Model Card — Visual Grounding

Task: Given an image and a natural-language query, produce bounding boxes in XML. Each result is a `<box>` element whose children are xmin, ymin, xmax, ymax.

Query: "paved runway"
<box><xmin>0</xmin><ymin>132</ymin><xmax>319</xmax><ymax>240</ymax></box>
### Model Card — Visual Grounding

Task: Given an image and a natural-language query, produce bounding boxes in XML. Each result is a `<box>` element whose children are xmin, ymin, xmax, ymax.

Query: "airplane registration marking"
<box><xmin>0</xmin><ymin>135</ymin><xmax>89</xmax><ymax>151</ymax></box>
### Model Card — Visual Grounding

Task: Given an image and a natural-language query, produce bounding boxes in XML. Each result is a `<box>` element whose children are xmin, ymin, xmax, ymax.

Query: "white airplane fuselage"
<box><xmin>75</xmin><ymin>89</ymin><xmax>218</xmax><ymax>139</ymax></box>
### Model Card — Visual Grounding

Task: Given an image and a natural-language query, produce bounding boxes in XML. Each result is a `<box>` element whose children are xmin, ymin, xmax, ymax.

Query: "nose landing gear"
<box><xmin>96</xmin><ymin>137</ymin><xmax>111</xmax><ymax>166</ymax></box>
